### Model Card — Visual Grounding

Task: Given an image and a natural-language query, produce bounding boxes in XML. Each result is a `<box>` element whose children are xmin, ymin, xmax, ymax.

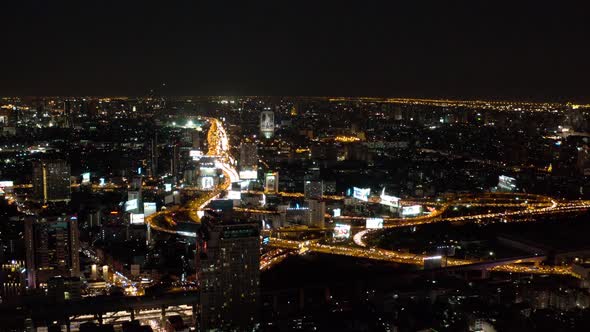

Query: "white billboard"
<box><xmin>353</xmin><ymin>187</ymin><xmax>370</xmax><ymax>202</ymax></box>
<box><xmin>190</xmin><ymin>150</ymin><xmax>203</xmax><ymax>160</ymax></box>
<box><xmin>0</xmin><ymin>181</ymin><xmax>14</xmax><ymax>187</ymax></box>
<box><xmin>498</xmin><ymin>175</ymin><xmax>517</xmax><ymax>191</ymax></box>
<box><xmin>366</xmin><ymin>218</ymin><xmax>384</xmax><ymax>229</ymax></box>
<box><xmin>333</xmin><ymin>208</ymin><xmax>341</xmax><ymax>217</ymax></box>
<box><xmin>125</xmin><ymin>199</ymin><xmax>138</xmax><ymax>212</ymax></box>
<box><xmin>227</xmin><ymin>190</ymin><xmax>241</xmax><ymax>200</ymax></box>
<box><xmin>379</xmin><ymin>188</ymin><xmax>400</xmax><ymax>207</ymax></box>
<box><xmin>164</xmin><ymin>183</ymin><xmax>172</xmax><ymax>192</ymax></box>
<box><xmin>82</xmin><ymin>172</ymin><xmax>90</xmax><ymax>184</ymax></box>
<box><xmin>239</xmin><ymin>170</ymin><xmax>258</xmax><ymax>180</ymax></box>
<box><xmin>201</xmin><ymin>176</ymin><xmax>214</xmax><ymax>190</ymax></box>
<box><xmin>333</xmin><ymin>224</ymin><xmax>351</xmax><ymax>239</ymax></box>
<box><xmin>143</xmin><ymin>202</ymin><xmax>157</xmax><ymax>217</ymax></box>
<box><xmin>130</xmin><ymin>213</ymin><xmax>145</xmax><ymax>224</ymax></box>
<box><xmin>401</xmin><ymin>205</ymin><xmax>422</xmax><ymax>216</ymax></box>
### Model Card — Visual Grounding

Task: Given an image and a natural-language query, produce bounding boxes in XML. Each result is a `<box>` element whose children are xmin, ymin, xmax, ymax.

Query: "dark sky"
<box><xmin>1</xmin><ymin>1</ymin><xmax>589</xmax><ymax>101</ymax></box>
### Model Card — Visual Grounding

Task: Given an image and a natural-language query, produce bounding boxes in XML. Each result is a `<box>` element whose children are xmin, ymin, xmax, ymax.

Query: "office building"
<box><xmin>32</xmin><ymin>160</ymin><xmax>71</xmax><ymax>203</ymax></box>
<box><xmin>24</xmin><ymin>215</ymin><xmax>80</xmax><ymax>288</ymax></box>
<box><xmin>306</xmin><ymin>199</ymin><xmax>325</xmax><ymax>228</ymax></box>
<box><xmin>239</xmin><ymin>142</ymin><xmax>258</xmax><ymax>171</ymax></box>
<box><xmin>197</xmin><ymin>219</ymin><xmax>260</xmax><ymax>331</ymax></box>
<box><xmin>304</xmin><ymin>180</ymin><xmax>323</xmax><ymax>200</ymax></box>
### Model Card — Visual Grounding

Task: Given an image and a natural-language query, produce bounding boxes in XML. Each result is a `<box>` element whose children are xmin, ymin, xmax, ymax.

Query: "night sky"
<box><xmin>1</xmin><ymin>1</ymin><xmax>589</xmax><ymax>101</ymax></box>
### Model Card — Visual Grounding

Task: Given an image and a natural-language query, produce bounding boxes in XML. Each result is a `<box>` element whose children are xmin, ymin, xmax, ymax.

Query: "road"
<box><xmin>145</xmin><ymin>117</ymin><xmax>590</xmax><ymax>277</ymax></box>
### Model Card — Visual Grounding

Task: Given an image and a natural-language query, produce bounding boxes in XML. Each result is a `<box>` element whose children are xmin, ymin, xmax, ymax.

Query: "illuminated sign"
<box><xmin>201</xmin><ymin>176</ymin><xmax>214</xmax><ymax>190</ymax></box>
<box><xmin>333</xmin><ymin>224</ymin><xmax>351</xmax><ymax>239</ymax></box>
<box><xmin>265</xmin><ymin>172</ymin><xmax>278</xmax><ymax>193</ymax></box>
<box><xmin>401</xmin><ymin>205</ymin><xmax>422</xmax><ymax>216</ymax></box>
<box><xmin>125</xmin><ymin>199</ymin><xmax>138</xmax><ymax>212</ymax></box>
<box><xmin>239</xmin><ymin>170</ymin><xmax>258</xmax><ymax>180</ymax></box>
<box><xmin>130</xmin><ymin>213</ymin><xmax>145</xmax><ymax>224</ymax></box>
<box><xmin>190</xmin><ymin>150</ymin><xmax>203</xmax><ymax>160</ymax></box>
<box><xmin>99</xmin><ymin>178</ymin><xmax>105</xmax><ymax>186</ymax></box>
<box><xmin>82</xmin><ymin>172</ymin><xmax>90</xmax><ymax>184</ymax></box>
<box><xmin>366</xmin><ymin>218</ymin><xmax>384</xmax><ymax>229</ymax></box>
<box><xmin>352</xmin><ymin>187</ymin><xmax>370</xmax><ymax>202</ymax></box>
<box><xmin>164</xmin><ymin>183</ymin><xmax>172</xmax><ymax>192</ymax></box>
<box><xmin>227</xmin><ymin>190</ymin><xmax>241</xmax><ymax>200</ymax></box>
<box><xmin>333</xmin><ymin>208</ymin><xmax>341</xmax><ymax>217</ymax></box>
<box><xmin>143</xmin><ymin>202</ymin><xmax>157</xmax><ymax>217</ymax></box>
<box><xmin>0</xmin><ymin>181</ymin><xmax>14</xmax><ymax>187</ymax></box>
<box><xmin>498</xmin><ymin>175</ymin><xmax>517</xmax><ymax>191</ymax></box>
<box><xmin>379</xmin><ymin>188</ymin><xmax>400</xmax><ymax>207</ymax></box>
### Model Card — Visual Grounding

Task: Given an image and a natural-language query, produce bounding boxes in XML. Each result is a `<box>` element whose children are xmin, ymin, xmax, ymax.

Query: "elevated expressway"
<box><xmin>145</xmin><ymin>117</ymin><xmax>590</xmax><ymax>277</ymax></box>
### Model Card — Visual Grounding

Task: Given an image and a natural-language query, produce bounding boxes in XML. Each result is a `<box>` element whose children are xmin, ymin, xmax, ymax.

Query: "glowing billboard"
<box><xmin>498</xmin><ymin>175</ymin><xmax>517</xmax><ymax>191</ymax></box>
<box><xmin>352</xmin><ymin>187</ymin><xmax>370</xmax><ymax>202</ymax></box>
<box><xmin>333</xmin><ymin>208</ymin><xmax>341</xmax><ymax>217</ymax></box>
<box><xmin>125</xmin><ymin>199</ymin><xmax>138</xmax><ymax>212</ymax></box>
<box><xmin>143</xmin><ymin>202</ymin><xmax>157</xmax><ymax>217</ymax></box>
<box><xmin>366</xmin><ymin>218</ymin><xmax>384</xmax><ymax>229</ymax></box>
<box><xmin>0</xmin><ymin>181</ymin><xmax>14</xmax><ymax>187</ymax></box>
<box><xmin>190</xmin><ymin>150</ymin><xmax>203</xmax><ymax>160</ymax></box>
<box><xmin>130</xmin><ymin>213</ymin><xmax>145</xmax><ymax>224</ymax></box>
<box><xmin>82</xmin><ymin>172</ymin><xmax>90</xmax><ymax>184</ymax></box>
<box><xmin>379</xmin><ymin>188</ymin><xmax>400</xmax><ymax>207</ymax></box>
<box><xmin>401</xmin><ymin>205</ymin><xmax>422</xmax><ymax>216</ymax></box>
<box><xmin>164</xmin><ymin>183</ymin><xmax>172</xmax><ymax>192</ymax></box>
<box><xmin>333</xmin><ymin>224</ymin><xmax>351</xmax><ymax>239</ymax></box>
<box><xmin>227</xmin><ymin>190</ymin><xmax>241</xmax><ymax>200</ymax></box>
<box><xmin>239</xmin><ymin>169</ymin><xmax>258</xmax><ymax>180</ymax></box>
<box><xmin>201</xmin><ymin>176</ymin><xmax>214</xmax><ymax>190</ymax></box>
<box><xmin>265</xmin><ymin>172</ymin><xmax>278</xmax><ymax>193</ymax></box>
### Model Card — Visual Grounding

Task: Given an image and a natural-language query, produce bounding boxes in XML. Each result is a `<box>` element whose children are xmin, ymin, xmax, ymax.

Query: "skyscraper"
<box><xmin>239</xmin><ymin>142</ymin><xmax>258</xmax><ymax>172</ymax></box>
<box><xmin>32</xmin><ymin>160</ymin><xmax>71</xmax><ymax>203</ymax></box>
<box><xmin>24</xmin><ymin>215</ymin><xmax>80</xmax><ymax>288</ymax></box>
<box><xmin>306</xmin><ymin>199</ymin><xmax>325</xmax><ymax>228</ymax></box>
<box><xmin>304</xmin><ymin>180</ymin><xmax>324</xmax><ymax>200</ymax></box>
<box><xmin>197</xmin><ymin>218</ymin><xmax>260</xmax><ymax>331</ymax></box>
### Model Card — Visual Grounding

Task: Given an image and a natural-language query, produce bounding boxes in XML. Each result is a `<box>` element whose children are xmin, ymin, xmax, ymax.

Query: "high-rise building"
<box><xmin>24</xmin><ymin>215</ymin><xmax>80</xmax><ymax>288</ymax></box>
<box><xmin>197</xmin><ymin>218</ymin><xmax>260</xmax><ymax>331</ymax></box>
<box><xmin>239</xmin><ymin>142</ymin><xmax>258</xmax><ymax>172</ymax></box>
<box><xmin>306</xmin><ymin>199</ymin><xmax>325</xmax><ymax>228</ymax></box>
<box><xmin>260</xmin><ymin>111</ymin><xmax>274</xmax><ymax>139</ymax></box>
<box><xmin>32</xmin><ymin>160</ymin><xmax>71</xmax><ymax>203</ymax></box>
<box><xmin>304</xmin><ymin>180</ymin><xmax>324</xmax><ymax>200</ymax></box>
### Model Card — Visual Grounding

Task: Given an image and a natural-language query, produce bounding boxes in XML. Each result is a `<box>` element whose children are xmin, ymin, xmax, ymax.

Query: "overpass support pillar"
<box><xmin>161</xmin><ymin>305</ymin><xmax>166</xmax><ymax>326</ymax></box>
<box><xmin>130</xmin><ymin>309</ymin><xmax>135</xmax><ymax>321</ymax></box>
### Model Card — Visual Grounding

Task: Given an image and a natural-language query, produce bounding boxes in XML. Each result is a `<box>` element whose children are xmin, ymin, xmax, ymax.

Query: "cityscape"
<box><xmin>1</xmin><ymin>2</ymin><xmax>590</xmax><ymax>332</ymax></box>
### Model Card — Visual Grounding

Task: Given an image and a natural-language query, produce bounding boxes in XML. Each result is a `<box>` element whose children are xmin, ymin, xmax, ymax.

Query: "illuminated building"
<box><xmin>197</xmin><ymin>219</ymin><xmax>260</xmax><ymax>330</ymax></box>
<box><xmin>47</xmin><ymin>276</ymin><xmax>82</xmax><ymax>302</ymax></box>
<box><xmin>32</xmin><ymin>160</ymin><xmax>71</xmax><ymax>203</ymax></box>
<box><xmin>239</xmin><ymin>142</ymin><xmax>258</xmax><ymax>173</ymax></box>
<box><xmin>306</xmin><ymin>199</ymin><xmax>325</xmax><ymax>228</ymax></box>
<box><xmin>0</xmin><ymin>261</ymin><xmax>26</xmax><ymax>300</ymax></box>
<box><xmin>24</xmin><ymin>215</ymin><xmax>80</xmax><ymax>288</ymax></box>
<box><xmin>260</xmin><ymin>111</ymin><xmax>274</xmax><ymax>139</ymax></box>
<box><xmin>304</xmin><ymin>180</ymin><xmax>323</xmax><ymax>200</ymax></box>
